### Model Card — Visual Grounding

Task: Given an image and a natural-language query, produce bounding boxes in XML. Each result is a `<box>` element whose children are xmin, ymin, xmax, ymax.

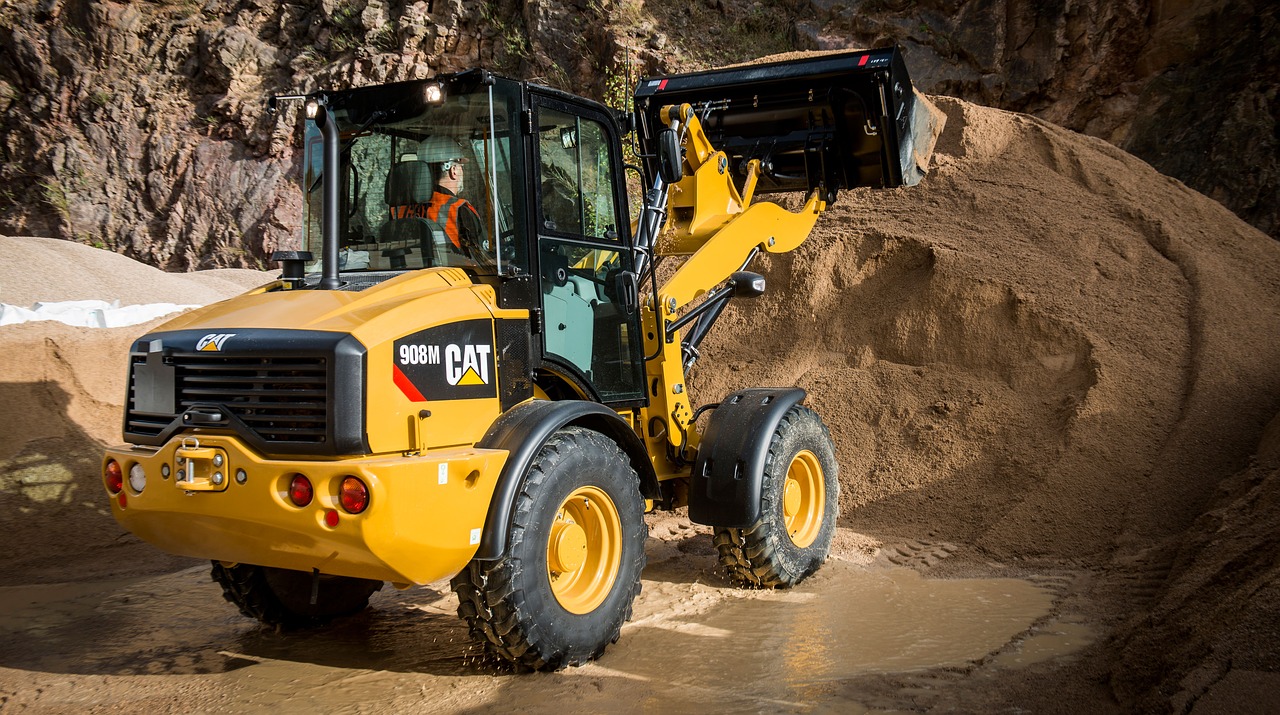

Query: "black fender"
<box><xmin>473</xmin><ymin>399</ymin><xmax>659</xmax><ymax>560</ymax></box>
<box><xmin>688</xmin><ymin>387</ymin><xmax>807</xmax><ymax>527</ymax></box>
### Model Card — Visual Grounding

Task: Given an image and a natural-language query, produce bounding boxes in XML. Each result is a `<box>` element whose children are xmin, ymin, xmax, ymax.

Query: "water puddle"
<box><xmin>0</xmin><ymin>557</ymin><xmax>1094</xmax><ymax>713</ymax></box>
<box><xmin>593</xmin><ymin>560</ymin><xmax>1088</xmax><ymax>706</ymax></box>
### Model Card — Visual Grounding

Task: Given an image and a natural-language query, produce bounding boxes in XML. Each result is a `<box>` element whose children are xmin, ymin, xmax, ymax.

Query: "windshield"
<box><xmin>301</xmin><ymin>78</ymin><xmax>525</xmax><ymax>276</ymax></box>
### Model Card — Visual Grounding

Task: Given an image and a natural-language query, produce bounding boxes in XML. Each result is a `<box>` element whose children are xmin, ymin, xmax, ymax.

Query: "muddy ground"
<box><xmin>1</xmin><ymin>516</ymin><xmax>1113</xmax><ymax>714</ymax></box>
<box><xmin>3</xmin><ymin>93</ymin><xmax>1280</xmax><ymax>713</ymax></box>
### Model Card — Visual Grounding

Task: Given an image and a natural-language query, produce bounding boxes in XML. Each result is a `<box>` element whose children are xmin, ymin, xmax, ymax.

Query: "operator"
<box><xmin>418</xmin><ymin>135</ymin><xmax>493</xmax><ymax>267</ymax></box>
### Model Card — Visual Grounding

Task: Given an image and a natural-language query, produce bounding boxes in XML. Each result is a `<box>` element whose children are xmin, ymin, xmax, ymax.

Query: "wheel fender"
<box><xmin>474</xmin><ymin>399</ymin><xmax>658</xmax><ymax>560</ymax></box>
<box><xmin>688</xmin><ymin>387</ymin><xmax>807</xmax><ymax>527</ymax></box>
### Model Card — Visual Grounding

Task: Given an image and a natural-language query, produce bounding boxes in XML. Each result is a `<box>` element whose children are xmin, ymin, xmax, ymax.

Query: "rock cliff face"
<box><xmin>0</xmin><ymin>0</ymin><xmax>1274</xmax><ymax>269</ymax></box>
<box><xmin>793</xmin><ymin>0</ymin><xmax>1277</xmax><ymax>241</ymax></box>
<box><xmin>0</xmin><ymin>0</ymin><xmax>621</xmax><ymax>269</ymax></box>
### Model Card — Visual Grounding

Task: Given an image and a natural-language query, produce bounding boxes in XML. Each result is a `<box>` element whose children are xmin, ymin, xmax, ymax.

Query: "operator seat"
<box><xmin>381</xmin><ymin>159</ymin><xmax>447</xmax><ymax>267</ymax></box>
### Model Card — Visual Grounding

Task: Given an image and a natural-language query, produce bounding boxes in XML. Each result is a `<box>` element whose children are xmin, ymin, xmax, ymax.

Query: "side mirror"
<box><xmin>728</xmin><ymin>271</ymin><xmax>765</xmax><ymax>298</ymax></box>
<box><xmin>658</xmin><ymin>129</ymin><xmax>683</xmax><ymax>184</ymax></box>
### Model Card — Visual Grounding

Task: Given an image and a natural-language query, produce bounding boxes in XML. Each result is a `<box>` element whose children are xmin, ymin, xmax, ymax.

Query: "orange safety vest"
<box><xmin>425</xmin><ymin>191</ymin><xmax>470</xmax><ymax>249</ymax></box>
<box><xmin>392</xmin><ymin>191</ymin><xmax>475</xmax><ymax>250</ymax></box>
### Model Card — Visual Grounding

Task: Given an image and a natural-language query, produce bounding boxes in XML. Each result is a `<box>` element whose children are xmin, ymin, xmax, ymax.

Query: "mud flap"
<box><xmin>688</xmin><ymin>388</ymin><xmax>807</xmax><ymax>527</ymax></box>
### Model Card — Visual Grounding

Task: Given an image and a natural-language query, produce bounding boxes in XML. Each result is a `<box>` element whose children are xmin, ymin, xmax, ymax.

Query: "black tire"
<box><xmin>451</xmin><ymin>427</ymin><xmax>647</xmax><ymax>671</ymax></box>
<box><xmin>211</xmin><ymin>562</ymin><xmax>383</xmax><ymax>629</ymax></box>
<box><xmin>713</xmin><ymin>405</ymin><xmax>838</xmax><ymax>588</ymax></box>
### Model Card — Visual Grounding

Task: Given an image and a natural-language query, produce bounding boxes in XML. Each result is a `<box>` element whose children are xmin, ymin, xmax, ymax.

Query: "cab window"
<box><xmin>537</xmin><ymin>107</ymin><xmax>620</xmax><ymax>241</ymax></box>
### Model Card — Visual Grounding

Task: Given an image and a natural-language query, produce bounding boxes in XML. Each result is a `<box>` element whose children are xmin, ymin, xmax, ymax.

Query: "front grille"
<box><xmin>128</xmin><ymin>354</ymin><xmax>329</xmax><ymax>444</ymax></box>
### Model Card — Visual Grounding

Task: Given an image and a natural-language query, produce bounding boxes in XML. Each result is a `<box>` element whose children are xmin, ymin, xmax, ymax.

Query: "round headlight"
<box><xmin>128</xmin><ymin>464</ymin><xmax>146</xmax><ymax>493</ymax></box>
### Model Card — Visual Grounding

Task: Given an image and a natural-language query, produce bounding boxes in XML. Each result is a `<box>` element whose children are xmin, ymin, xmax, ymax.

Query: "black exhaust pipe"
<box><xmin>317</xmin><ymin>103</ymin><xmax>342</xmax><ymax>291</ymax></box>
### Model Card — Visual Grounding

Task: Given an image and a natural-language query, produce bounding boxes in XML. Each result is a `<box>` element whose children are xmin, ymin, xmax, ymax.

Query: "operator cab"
<box><xmin>296</xmin><ymin>70</ymin><xmax>645</xmax><ymax>406</ymax></box>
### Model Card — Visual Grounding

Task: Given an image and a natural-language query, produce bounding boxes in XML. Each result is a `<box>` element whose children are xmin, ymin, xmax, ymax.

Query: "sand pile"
<box><xmin>690</xmin><ymin>95</ymin><xmax>1280</xmax><ymax>706</ymax></box>
<box><xmin>0</xmin><ymin>237</ymin><xmax>268</xmax><ymax>583</ymax></box>
<box><xmin>1111</xmin><ymin>418</ymin><xmax>1280</xmax><ymax>711</ymax></box>
<box><xmin>695</xmin><ymin>96</ymin><xmax>1280</xmax><ymax>557</ymax></box>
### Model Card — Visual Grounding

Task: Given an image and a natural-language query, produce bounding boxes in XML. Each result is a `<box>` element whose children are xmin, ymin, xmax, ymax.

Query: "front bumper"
<box><xmin>103</xmin><ymin>435</ymin><xmax>508</xmax><ymax>585</ymax></box>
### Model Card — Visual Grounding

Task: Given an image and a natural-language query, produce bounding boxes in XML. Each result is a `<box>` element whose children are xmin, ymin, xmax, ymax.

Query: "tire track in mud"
<box><xmin>873</xmin><ymin>538</ymin><xmax>960</xmax><ymax>569</ymax></box>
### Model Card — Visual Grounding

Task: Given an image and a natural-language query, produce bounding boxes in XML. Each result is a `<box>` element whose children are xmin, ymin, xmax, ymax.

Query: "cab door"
<box><xmin>531</xmin><ymin>94</ymin><xmax>645</xmax><ymax>405</ymax></box>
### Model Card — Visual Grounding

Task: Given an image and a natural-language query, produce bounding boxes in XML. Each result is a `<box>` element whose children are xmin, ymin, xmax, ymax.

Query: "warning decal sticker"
<box><xmin>393</xmin><ymin>320</ymin><xmax>497</xmax><ymax>402</ymax></box>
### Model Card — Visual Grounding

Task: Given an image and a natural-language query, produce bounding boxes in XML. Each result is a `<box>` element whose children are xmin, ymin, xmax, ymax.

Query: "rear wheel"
<box><xmin>211</xmin><ymin>562</ymin><xmax>383</xmax><ymax>629</ymax></box>
<box><xmin>713</xmin><ymin>405</ymin><xmax>838</xmax><ymax>588</ymax></box>
<box><xmin>451</xmin><ymin>427</ymin><xmax>646</xmax><ymax>671</ymax></box>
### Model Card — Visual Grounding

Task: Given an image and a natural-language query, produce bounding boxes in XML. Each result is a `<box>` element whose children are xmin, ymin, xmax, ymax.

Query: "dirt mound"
<box><xmin>1111</xmin><ymin>418</ymin><xmax>1280</xmax><ymax>711</ymax></box>
<box><xmin>0</xmin><ymin>236</ymin><xmax>266</xmax><ymax>307</ymax></box>
<box><xmin>0</xmin><ymin>238</ymin><xmax>269</xmax><ymax>584</ymax></box>
<box><xmin>688</xmin><ymin>95</ymin><xmax>1280</xmax><ymax>705</ymax></box>
<box><xmin>694</xmin><ymin>96</ymin><xmax>1280</xmax><ymax>561</ymax></box>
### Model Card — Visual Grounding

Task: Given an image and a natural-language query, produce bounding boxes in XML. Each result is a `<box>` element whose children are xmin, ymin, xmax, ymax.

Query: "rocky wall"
<box><xmin>0</xmin><ymin>0</ymin><xmax>622</xmax><ymax>269</ymax></box>
<box><xmin>794</xmin><ymin>0</ymin><xmax>1278</xmax><ymax>240</ymax></box>
<box><xmin>0</xmin><ymin>0</ymin><xmax>1274</xmax><ymax>271</ymax></box>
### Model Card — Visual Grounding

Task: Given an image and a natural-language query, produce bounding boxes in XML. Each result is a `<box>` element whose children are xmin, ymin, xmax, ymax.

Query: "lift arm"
<box><xmin>629</xmin><ymin>47</ymin><xmax>939</xmax><ymax>476</ymax></box>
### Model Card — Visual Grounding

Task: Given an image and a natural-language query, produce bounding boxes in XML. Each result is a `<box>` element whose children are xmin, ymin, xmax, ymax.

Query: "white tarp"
<box><xmin>0</xmin><ymin>300</ymin><xmax>198</xmax><ymax>328</ymax></box>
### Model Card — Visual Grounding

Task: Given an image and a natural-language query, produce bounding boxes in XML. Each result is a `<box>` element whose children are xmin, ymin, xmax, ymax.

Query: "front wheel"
<box><xmin>713</xmin><ymin>405</ymin><xmax>839</xmax><ymax>588</ymax></box>
<box><xmin>451</xmin><ymin>427</ymin><xmax>647</xmax><ymax>671</ymax></box>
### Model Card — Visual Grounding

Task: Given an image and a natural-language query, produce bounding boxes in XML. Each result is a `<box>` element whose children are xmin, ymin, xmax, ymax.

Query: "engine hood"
<box><xmin>152</xmin><ymin>268</ymin><xmax>497</xmax><ymax>348</ymax></box>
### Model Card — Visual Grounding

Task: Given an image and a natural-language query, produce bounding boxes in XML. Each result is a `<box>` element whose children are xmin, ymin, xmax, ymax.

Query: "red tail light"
<box><xmin>105</xmin><ymin>460</ymin><xmax>123</xmax><ymax>494</ymax></box>
<box><xmin>339</xmin><ymin>476</ymin><xmax>369</xmax><ymax>514</ymax></box>
<box><xmin>288</xmin><ymin>474</ymin><xmax>313</xmax><ymax>507</ymax></box>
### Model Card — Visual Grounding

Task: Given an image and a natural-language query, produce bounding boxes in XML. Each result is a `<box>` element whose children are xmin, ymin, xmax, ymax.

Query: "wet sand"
<box><xmin>0</xmin><ymin>521</ymin><xmax>1098</xmax><ymax>713</ymax></box>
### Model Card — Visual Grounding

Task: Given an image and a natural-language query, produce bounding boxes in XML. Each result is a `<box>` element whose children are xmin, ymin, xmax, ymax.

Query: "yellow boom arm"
<box><xmin>638</xmin><ymin>104</ymin><xmax>827</xmax><ymax>479</ymax></box>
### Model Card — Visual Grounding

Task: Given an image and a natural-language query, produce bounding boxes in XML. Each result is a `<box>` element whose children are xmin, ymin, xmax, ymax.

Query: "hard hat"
<box><xmin>420</xmin><ymin>135</ymin><xmax>467</xmax><ymax>164</ymax></box>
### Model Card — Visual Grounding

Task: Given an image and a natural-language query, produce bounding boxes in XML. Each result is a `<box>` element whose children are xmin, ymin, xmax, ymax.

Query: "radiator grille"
<box><xmin>127</xmin><ymin>354</ymin><xmax>329</xmax><ymax>444</ymax></box>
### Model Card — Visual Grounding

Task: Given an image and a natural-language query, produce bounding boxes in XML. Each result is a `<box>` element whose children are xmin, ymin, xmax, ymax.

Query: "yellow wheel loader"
<box><xmin>102</xmin><ymin>49</ymin><xmax>934</xmax><ymax>670</ymax></box>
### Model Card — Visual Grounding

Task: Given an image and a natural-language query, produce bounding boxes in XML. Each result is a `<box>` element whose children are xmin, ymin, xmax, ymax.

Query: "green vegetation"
<box><xmin>479</xmin><ymin>0</ymin><xmax>531</xmax><ymax>73</ymax></box>
<box><xmin>368</xmin><ymin>23</ymin><xmax>400</xmax><ymax>53</ymax></box>
<box><xmin>708</xmin><ymin>2</ymin><xmax>795</xmax><ymax>66</ymax></box>
<box><xmin>293</xmin><ymin>47</ymin><xmax>323</xmax><ymax>70</ymax></box>
<box><xmin>591</xmin><ymin>0</ymin><xmax>644</xmax><ymax>29</ymax></box>
<box><xmin>601</xmin><ymin>63</ymin><xmax>645</xmax><ymax>215</ymax></box>
<box><xmin>620</xmin><ymin>0</ymin><xmax>798</xmax><ymax>70</ymax></box>
<box><xmin>37</xmin><ymin>178</ymin><xmax>70</xmax><ymax>222</ymax></box>
<box><xmin>327</xmin><ymin>1</ymin><xmax>360</xmax><ymax>55</ymax></box>
<box><xmin>88</xmin><ymin>88</ymin><xmax>113</xmax><ymax>108</ymax></box>
<box><xmin>326</xmin><ymin>1</ymin><xmax>401</xmax><ymax>56</ymax></box>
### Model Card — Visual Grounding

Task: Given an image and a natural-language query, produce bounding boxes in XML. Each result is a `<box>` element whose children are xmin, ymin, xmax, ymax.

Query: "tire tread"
<box><xmin>713</xmin><ymin>405</ymin><xmax>838</xmax><ymax>589</ymax></box>
<box><xmin>450</xmin><ymin>427</ymin><xmax>646</xmax><ymax>671</ymax></box>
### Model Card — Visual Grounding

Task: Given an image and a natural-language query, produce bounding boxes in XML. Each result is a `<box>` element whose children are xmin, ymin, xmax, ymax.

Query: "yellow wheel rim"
<box><xmin>783</xmin><ymin>450</ymin><xmax>825</xmax><ymax>548</ymax></box>
<box><xmin>547</xmin><ymin>485</ymin><xmax>622</xmax><ymax>614</ymax></box>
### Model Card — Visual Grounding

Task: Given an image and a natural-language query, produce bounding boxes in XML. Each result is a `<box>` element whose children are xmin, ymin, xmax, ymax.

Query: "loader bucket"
<box><xmin>633</xmin><ymin>47</ymin><xmax>938</xmax><ymax>202</ymax></box>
